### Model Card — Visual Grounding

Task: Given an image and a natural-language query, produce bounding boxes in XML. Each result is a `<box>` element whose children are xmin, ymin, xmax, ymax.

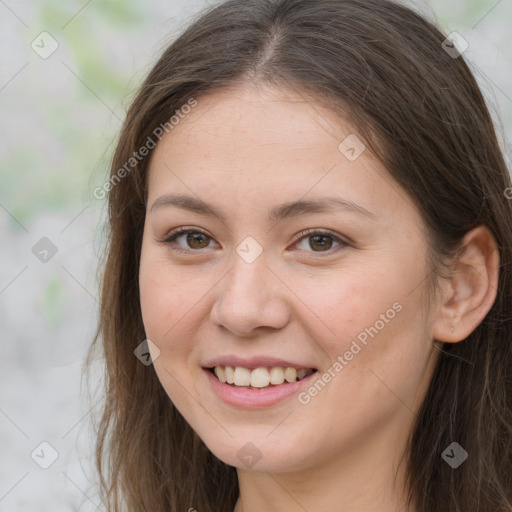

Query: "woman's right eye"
<box><xmin>162</xmin><ymin>227</ymin><xmax>217</xmax><ymax>253</ymax></box>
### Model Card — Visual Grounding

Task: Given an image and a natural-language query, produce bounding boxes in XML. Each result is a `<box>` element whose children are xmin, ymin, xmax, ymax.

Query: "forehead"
<box><xmin>154</xmin><ymin>84</ymin><xmax>348</xmax><ymax>161</ymax></box>
<box><xmin>146</xmin><ymin>84</ymin><xmax>415</xmax><ymax>226</ymax></box>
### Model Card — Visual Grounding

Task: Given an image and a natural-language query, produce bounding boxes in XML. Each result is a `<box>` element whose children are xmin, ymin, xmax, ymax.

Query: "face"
<box><xmin>139</xmin><ymin>84</ymin><xmax>440</xmax><ymax>474</ymax></box>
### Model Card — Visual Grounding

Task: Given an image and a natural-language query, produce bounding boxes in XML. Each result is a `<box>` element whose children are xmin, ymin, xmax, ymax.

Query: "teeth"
<box><xmin>250</xmin><ymin>367</ymin><xmax>270</xmax><ymax>388</ymax></box>
<box><xmin>225</xmin><ymin>365</ymin><xmax>235</xmax><ymax>384</ymax></box>
<box><xmin>213</xmin><ymin>366</ymin><xmax>226</xmax><ymax>383</ymax></box>
<box><xmin>284</xmin><ymin>367</ymin><xmax>297</xmax><ymax>383</ymax></box>
<box><xmin>297</xmin><ymin>368</ymin><xmax>308</xmax><ymax>379</ymax></box>
<box><xmin>269</xmin><ymin>366</ymin><xmax>285</xmax><ymax>385</ymax></box>
<box><xmin>212</xmin><ymin>365</ymin><xmax>314</xmax><ymax>388</ymax></box>
<box><xmin>234</xmin><ymin>367</ymin><xmax>251</xmax><ymax>386</ymax></box>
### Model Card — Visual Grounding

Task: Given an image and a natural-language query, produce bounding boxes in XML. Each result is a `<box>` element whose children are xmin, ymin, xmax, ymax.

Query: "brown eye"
<box><xmin>185</xmin><ymin>232</ymin><xmax>210</xmax><ymax>249</ymax></box>
<box><xmin>308</xmin><ymin>234</ymin><xmax>334</xmax><ymax>251</ymax></box>
<box><xmin>162</xmin><ymin>227</ymin><xmax>216</xmax><ymax>253</ymax></box>
<box><xmin>294</xmin><ymin>229</ymin><xmax>349</xmax><ymax>254</ymax></box>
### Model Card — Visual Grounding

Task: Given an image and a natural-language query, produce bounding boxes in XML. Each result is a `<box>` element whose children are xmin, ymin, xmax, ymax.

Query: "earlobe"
<box><xmin>432</xmin><ymin>226</ymin><xmax>500</xmax><ymax>344</ymax></box>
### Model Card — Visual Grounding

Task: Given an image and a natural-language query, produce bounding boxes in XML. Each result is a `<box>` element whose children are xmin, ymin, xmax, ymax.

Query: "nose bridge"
<box><xmin>225</xmin><ymin>246</ymin><xmax>270</xmax><ymax>309</ymax></box>
<box><xmin>226</xmin><ymin>233</ymin><xmax>270</xmax><ymax>295</ymax></box>
<box><xmin>210</xmin><ymin>244</ymin><xmax>289</xmax><ymax>335</ymax></box>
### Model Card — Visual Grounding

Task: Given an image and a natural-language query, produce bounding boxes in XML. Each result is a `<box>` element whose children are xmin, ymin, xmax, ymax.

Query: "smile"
<box><xmin>209</xmin><ymin>365</ymin><xmax>317</xmax><ymax>389</ymax></box>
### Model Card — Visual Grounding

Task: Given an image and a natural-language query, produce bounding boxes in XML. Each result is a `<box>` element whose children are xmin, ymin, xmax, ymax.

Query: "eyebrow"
<box><xmin>150</xmin><ymin>193</ymin><xmax>376</xmax><ymax>223</ymax></box>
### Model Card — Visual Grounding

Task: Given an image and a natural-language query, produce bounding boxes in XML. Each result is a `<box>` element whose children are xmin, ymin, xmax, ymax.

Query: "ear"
<box><xmin>432</xmin><ymin>225</ymin><xmax>500</xmax><ymax>343</ymax></box>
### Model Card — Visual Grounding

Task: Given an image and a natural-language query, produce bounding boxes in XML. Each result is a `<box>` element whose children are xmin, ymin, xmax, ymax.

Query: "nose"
<box><xmin>209</xmin><ymin>250</ymin><xmax>291</xmax><ymax>337</ymax></box>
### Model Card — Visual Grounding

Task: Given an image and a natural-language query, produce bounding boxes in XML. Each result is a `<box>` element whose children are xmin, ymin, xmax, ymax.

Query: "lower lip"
<box><xmin>203</xmin><ymin>368</ymin><xmax>318</xmax><ymax>409</ymax></box>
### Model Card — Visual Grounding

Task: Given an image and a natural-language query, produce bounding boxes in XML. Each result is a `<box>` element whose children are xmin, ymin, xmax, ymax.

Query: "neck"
<box><xmin>233</xmin><ymin>421</ymin><xmax>416</xmax><ymax>512</ymax></box>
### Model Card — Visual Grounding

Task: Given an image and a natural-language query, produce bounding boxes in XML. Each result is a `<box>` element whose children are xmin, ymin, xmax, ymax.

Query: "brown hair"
<box><xmin>85</xmin><ymin>0</ymin><xmax>512</xmax><ymax>510</ymax></box>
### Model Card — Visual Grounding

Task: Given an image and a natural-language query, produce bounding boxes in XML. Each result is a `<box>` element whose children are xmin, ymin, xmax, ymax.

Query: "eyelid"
<box><xmin>163</xmin><ymin>225</ymin><xmax>210</xmax><ymax>240</ymax></box>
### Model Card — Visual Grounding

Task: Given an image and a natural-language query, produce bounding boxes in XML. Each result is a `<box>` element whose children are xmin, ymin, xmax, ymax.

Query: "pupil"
<box><xmin>310</xmin><ymin>235</ymin><xmax>332</xmax><ymax>251</ymax></box>
<box><xmin>187</xmin><ymin>233</ymin><xmax>208</xmax><ymax>248</ymax></box>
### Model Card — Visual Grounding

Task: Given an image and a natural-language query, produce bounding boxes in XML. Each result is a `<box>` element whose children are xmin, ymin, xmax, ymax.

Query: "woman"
<box><xmin>86</xmin><ymin>0</ymin><xmax>512</xmax><ymax>510</ymax></box>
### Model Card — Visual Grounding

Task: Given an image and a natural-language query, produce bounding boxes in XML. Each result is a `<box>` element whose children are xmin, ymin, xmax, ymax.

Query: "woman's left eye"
<box><xmin>293</xmin><ymin>229</ymin><xmax>348</xmax><ymax>253</ymax></box>
<box><xmin>161</xmin><ymin>227</ymin><xmax>349</xmax><ymax>254</ymax></box>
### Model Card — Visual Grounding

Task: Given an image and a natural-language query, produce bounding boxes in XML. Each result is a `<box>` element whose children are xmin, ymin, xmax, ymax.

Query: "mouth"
<box><xmin>205</xmin><ymin>365</ymin><xmax>319</xmax><ymax>389</ymax></box>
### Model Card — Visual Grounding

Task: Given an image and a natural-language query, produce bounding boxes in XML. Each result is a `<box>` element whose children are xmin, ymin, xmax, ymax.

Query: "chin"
<box><xmin>197</xmin><ymin>431</ymin><xmax>316</xmax><ymax>473</ymax></box>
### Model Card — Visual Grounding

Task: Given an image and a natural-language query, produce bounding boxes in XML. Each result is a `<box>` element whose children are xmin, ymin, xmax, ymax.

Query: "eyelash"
<box><xmin>160</xmin><ymin>226</ymin><xmax>351</xmax><ymax>256</ymax></box>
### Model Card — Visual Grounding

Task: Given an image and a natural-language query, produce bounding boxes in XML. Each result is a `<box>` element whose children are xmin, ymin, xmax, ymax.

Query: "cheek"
<box><xmin>139</xmin><ymin>262</ymin><xmax>175</xmax><ymax>340</ymax></box>
<box><xmin>299</xmin><ymin>262</ymin><xmax>401</xmax><ymax>340</ymax></box>
<box><xmin>139</xmin><ymin>246</ymin><xmax>218</xmax><ymax>366</ymax></box>
<box><xmin>139</xmin><ymin>253</ymin><xmax>199</xmax><ymax>409</ymax></box>
<box><xmin>139</xmin><ymin>246</ymin><xmax>190</xmax><ymax>352</ymax></box>
<box><xmin>301</xmin><ymin>256</ymin><xmax>429</xmax><ymax>384</ymax></box>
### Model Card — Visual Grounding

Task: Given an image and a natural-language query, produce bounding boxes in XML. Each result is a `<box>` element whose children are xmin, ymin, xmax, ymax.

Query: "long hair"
<box><xmin>85</xmin><ymin>1</ymin><xmax>512</xmax><ymax>510</ymax></box>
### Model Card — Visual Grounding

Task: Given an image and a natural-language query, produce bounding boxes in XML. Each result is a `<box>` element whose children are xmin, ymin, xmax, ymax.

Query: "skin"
<box><xmin>138</xmin><ymin>84</ymin><xmax>499</xmax><ymax>512</ymax></box>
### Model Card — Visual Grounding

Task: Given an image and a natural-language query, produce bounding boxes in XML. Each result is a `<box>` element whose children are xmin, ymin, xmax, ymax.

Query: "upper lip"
<box><xmin>203</xmin><ymin>355</ymin><xmax>317</xmax><ymax>370</ymax></box>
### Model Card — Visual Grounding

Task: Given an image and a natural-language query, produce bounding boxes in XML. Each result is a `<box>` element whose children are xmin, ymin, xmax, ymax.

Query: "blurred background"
<box><xmin>0</xmin><ymin>0</ymin><xmax>510</xmax><ymax>510</ymax></box>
